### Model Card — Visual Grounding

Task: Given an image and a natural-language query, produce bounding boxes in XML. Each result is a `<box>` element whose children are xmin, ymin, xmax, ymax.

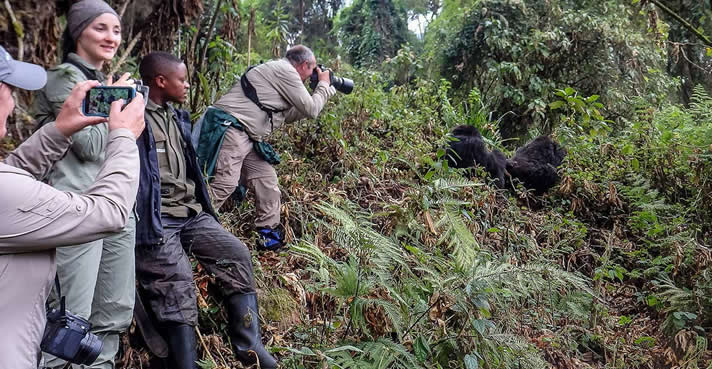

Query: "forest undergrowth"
<box><xmin>109</xmin><ymin>70</ymin><xmax>712</xmax><ymax>369</ymax></box>
<box><xmin>2</xmin><ymin>0</ymin><xmax>711</xmax><ymax>368</ymax></box>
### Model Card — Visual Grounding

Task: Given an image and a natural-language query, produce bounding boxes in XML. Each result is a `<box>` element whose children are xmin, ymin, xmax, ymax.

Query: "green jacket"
<box><xmin>196</xmin><ymin>106</ymin><xmax>243</xmax><ymax>179</ymax></box>
<box><xmin>31</xmin><ymin>53</ymin><xmax>110</xmax><ymax>192</ymax></box>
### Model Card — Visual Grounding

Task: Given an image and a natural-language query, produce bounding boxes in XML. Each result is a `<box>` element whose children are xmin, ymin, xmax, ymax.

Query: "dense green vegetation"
<box><xmin>1</xmin><ymin>0</ymin><xmax>712</xmax><ymax>368</ymax></box>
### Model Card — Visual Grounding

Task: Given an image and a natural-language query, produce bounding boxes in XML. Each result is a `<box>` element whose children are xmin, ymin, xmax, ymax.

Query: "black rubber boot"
<box><xmin>162</xmin><ymin>323</ymin><xmax>198</xmax><ymax>369</ymax></box>
<box><xmin>225</xmin><ymin>293</ymin><xmax>278</xmax><ymax>369</ymax></box>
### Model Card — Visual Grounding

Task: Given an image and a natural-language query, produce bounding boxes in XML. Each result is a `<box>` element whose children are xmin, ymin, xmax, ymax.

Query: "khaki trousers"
<box><xmin>42</xmin><ymin>216</ymin><xmax>136</xmax><ymax>369</ymax></box>
<box><xmin>210</xmin><ymin>127</ymin><xmax>281</xmax><ymax>228</ymax></box>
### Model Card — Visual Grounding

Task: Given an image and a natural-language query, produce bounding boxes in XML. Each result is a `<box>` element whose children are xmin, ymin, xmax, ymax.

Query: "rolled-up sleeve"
<box><xmin>0</xmin><ymin>127</ymin><xmax>140</xmax><ymax>253</ymax></box>
<box><xmin>276</xmin><ymin>69</ymin><xmax>335</xmax><ymax>122</ymax></box>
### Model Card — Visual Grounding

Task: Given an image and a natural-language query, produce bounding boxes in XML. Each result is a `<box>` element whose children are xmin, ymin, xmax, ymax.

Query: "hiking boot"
<box><xmin>161</xmin><ymin>323</ymin><xmax>198</xmax><ymax>369</ymax></box>
<box><xmin>225</xmin><ymin>293</ymin><xmax>278</xmax><ymax>369</ymax></box>
<box><xmin>256</xmin><ymin>226</ymin><xmax>284</xmax><ymax>252</ymax></box>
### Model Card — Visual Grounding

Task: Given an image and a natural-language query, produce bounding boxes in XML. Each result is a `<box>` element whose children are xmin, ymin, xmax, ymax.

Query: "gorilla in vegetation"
<box><xmin>446</xmin><ymin>125</ymin><xmax>508</xmax><ymax>188</ymax></box>
<box><xmin>446</xmin><ymin>125</ymin><xmax>566</xmax><ymax>194</ymax></box>
<box><xmin>506</xmin><ymin>135</ymin><xmax>567</xmax><ymax>194</ymax></box>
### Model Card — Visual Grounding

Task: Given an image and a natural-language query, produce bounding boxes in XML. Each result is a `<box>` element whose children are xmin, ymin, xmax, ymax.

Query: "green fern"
<box><xmin>435</xmin><ymin>205</ymin><xmax>480</xmax><ymax>270</ymax></box>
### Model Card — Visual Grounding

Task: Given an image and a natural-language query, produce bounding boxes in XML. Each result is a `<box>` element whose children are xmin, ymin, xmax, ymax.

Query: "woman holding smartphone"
<box><xmin>32</xmin><ymin>1</ymin><xmax>136</xmax><ymax>368</ymax></box>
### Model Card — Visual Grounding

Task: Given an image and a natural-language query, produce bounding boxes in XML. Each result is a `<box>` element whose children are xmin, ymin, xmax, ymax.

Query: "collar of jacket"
<box><xmin>134</xmin><ymin>105</ymin><xmax>217</xmax><ymax>247</ymax></box>
<box><xmin>65</xmin><ymin>53</ymin><xmax>104</xmax><ymax>80</ymax></box>
<box><xmin>146</xmin><ymin>99</ymin><xmax>174</xmax><ymax>113</ymax></box>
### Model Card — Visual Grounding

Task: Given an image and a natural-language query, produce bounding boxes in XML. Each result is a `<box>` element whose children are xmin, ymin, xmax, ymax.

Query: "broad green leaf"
<box><xmin>464</xmin><ymin>354</ymin><xmax>479</xmax><ymax>369</ymax></box>
<box><xmin>549</xmin><ymin>100</ymin><xmax>566</xmax><ymax>110</ymax></box>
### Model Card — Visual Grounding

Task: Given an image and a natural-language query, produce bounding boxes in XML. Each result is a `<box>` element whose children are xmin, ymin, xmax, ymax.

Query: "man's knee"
<box><xmin>251</xmin><ymin>175</ymin><xmax>280</xmax><ymax>197</ymax></box>
<box><xmin>211</xmin><ymin>230</ymin><xmax>251</xmax><ymax>262</ymax></box>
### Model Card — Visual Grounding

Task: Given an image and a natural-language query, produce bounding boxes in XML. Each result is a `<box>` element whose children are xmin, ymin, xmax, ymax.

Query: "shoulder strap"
<box><xmin>240</xmin><ymin>65</ymin><xmax>287</xmax><ymax>132</ymax></box>
<box><xmin>34</xmin><ymin>59</ymin><xmax>99</xmax><ymax>132</ymax></box>
<box><xmin>63</xmin><ymin>58</ymin><xmax>98</xmax><ymax>81</ymax></box>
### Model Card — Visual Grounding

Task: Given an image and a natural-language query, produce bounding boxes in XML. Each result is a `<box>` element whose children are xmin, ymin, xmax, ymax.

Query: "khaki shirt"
<box><xmin>0</xmin><ymin>123</ymin><xmax>139</xmax><ymax>369</ymax></box>
<box><xmin>31</xmin><ymin>53</ymin><xmax>109</xmax><ymax>192</ymax></box>
<box><xmin>146</xmin><ymin>99</ymin><xmax>202</xmax><ymax>218</ymax></box>
<box><xmin>213</xmin><ymin>59</ymin><xmax>335</xmax><ymax>141</ymax></box>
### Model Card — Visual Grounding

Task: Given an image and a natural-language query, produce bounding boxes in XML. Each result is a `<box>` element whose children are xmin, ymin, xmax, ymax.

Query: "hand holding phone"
<box><xmin>82</xmin><ymin>86</ymin><xmax>136</xmax><ymax>117</ymax></box>
<box><xmin>109</xmin><ymin>94</ymin><xmax>145</xmax><ymax>139</ymax></box>
<box><xmin>55</xmin><ymin>81</ymin><xmax>109</xmax><ymax>137</ymax></box>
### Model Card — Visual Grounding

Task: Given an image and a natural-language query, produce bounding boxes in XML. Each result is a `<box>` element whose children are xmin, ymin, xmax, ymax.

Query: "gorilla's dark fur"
<box><xmin>446</xmin><ymin>125</ymin><xmax>566</xmax><ymax>194</ymax></box>
<box><xmin>447</xmin><ymin>125</ymin><xmax>508</xmax><ymax>188</ymax></box>
<box><xmin>506</xmin><ymin>135</ymin><xmax>567</xmax><ymax>194</ymax></box>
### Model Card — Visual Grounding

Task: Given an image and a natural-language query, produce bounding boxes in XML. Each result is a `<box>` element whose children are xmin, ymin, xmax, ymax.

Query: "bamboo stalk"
<box><xmin>110</xmin><ymin>30</ymin><xmax>142</xmax><ymax>76</ymax></box>
<box><xmin>3</xmin><ymin>0</ymin><xmax>24</xmax><ymax>60</ymax></box>
<box><xmin>650</xmin><ymin>0</ymin><xmax>712</xmax><ymax>47</ymax></box>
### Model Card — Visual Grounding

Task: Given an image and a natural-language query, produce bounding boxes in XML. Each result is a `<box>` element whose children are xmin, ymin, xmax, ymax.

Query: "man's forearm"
<box><xmin>0</xmin><ymin>128</ymin><xmax>140</xmax><ymax>252</ymax></box>
<box><xmin>284</xmin><ymin>81</ymin><xmax>335</xmax><ymax>123</ymax></box>
<box><xmin>4</xmin><ymin>122</ymin><xmax>71</xmax><ymax>179</ymax></box>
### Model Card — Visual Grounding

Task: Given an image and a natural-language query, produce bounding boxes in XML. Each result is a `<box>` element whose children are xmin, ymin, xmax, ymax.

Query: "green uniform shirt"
<box><xmin>31</xmin><ymin>53</ymin><xmax>109</xmax><ymax>192</ymax></box>
<box><xmin>145</xmin><ymin>99</ymin><xmax>202</xmax><ymax>218</ymax></box>
<box><xmin>32</xmin><ymin>53</ymin><xmax>106</xmax><ymax>127</ymax></box>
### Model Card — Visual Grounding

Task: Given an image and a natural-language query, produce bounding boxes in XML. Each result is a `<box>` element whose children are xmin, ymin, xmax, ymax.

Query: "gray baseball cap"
<box><xmin>0</xmin><ymin>45</ymin><xmax>47</xmax><ymax>91</ymax></box>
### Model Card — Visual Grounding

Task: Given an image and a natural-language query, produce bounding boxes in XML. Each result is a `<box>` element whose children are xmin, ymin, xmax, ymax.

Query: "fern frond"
<box><xmin>656</xmin><ymin>275</ymin><xmax>695</xmax><ymax>313</ymax></box>
<box><xmin>435</xmin><ymin>206</ymin><xmax>479</xmax><ymax>269</ymax></box>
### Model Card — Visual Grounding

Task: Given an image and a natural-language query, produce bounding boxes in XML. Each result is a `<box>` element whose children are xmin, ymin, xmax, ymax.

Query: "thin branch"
<box><xmin>118</xmin><ymin>0</ymin><xmax>132</xmax><ymax>19</ymax></box>
<box><xmin>650</xmin><ymin>0</ymin><xmax>712</xmax><ymax>47</ymax></box>
<box><xmin>198</xmin><ymin>0</ymin><xmax>225</xmax><ymax>73</ymax></box>
<box><xmin>671</xmin><ymin>41</ymin><xmax>712</xmax><ymax>74</ymax></box>
<box><xmin>247</xmin><ymin>7</ymin><xmax>256</xmax><ymax>66</ymax></box>
<box><xmin>4</xmin><ymin>0</ymin><xmax>24</xmax><ymax>60</ymax></box>
<box><xmin>402</xmin><ymin>298</ymin><xmax>441</xmax><ymax>338</ymax></box>
<box><xmin>110</xmin><ymin>30</ymin><xmax>142</xmax><ymax>76</ymax></box>
<box><xmin>192</xmin><ymin>0</ymin><xmax>225</xmax><ymax>109</ymax></box>
<box><xmin>194</xmin><ymin>326</ymin><xmax>219</xmax><ymax>368</ymax></box>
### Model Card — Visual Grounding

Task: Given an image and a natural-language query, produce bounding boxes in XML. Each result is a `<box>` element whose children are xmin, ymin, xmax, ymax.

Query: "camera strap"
<box><xmin>46</xmin><ymin>274</ymin><xmax>67</xmax><ymax>316</ymax></box>
<box><xmin>63</xmin><ymin>58</ymin><xmax>99</xmax><ymax>81</ymax></box>
<box><xmin>240</xmin><ymin>65</ymin><xmax>287</xmax><ymax>133</ymax></box>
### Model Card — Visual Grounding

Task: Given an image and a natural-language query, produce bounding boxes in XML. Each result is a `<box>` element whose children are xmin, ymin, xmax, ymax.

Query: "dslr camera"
<box><xmin>310</xmin><ymin>64</ymin><xmax>354</xmax><ymax>94</ymax></box>
<box><xmin>41</xmin><ymin>297</ymin><xmax>103</xmax><ymax>365</ymax></box>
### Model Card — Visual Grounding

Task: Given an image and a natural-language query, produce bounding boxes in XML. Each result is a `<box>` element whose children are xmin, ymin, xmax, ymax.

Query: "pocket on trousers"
<box><xmin>149</xmin><ymin>280</ymin><xmax>197</xmax><ymax>324</ymax></box>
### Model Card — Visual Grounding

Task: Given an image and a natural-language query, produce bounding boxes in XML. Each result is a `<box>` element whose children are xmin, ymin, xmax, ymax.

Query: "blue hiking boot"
<box><xmin>256</xmin><ymin>227</ymin><xmax>284</xmax><ymax>252</ymax></box>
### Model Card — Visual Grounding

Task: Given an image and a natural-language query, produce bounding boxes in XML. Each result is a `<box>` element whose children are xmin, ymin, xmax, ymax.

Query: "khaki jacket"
<box><xmin>0</xmin><ymin>123</ymin><xmax>139</xmax><ymax>369</ymax></box>
<box><xmin>213</xmin><ymin>59</ymin><xmax>335</xmax><ymax>141</ymax></box>
<box><xmin>32</xmin><ymin>53</ymin><xmax>109</xmax><ymax>192</ymax></box>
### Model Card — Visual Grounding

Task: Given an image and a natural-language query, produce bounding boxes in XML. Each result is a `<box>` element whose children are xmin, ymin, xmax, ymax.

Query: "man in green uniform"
<box><xmin>135</xmin><ymin>52</ymin><xmax>276</xmax><ymax>369</ymax></box>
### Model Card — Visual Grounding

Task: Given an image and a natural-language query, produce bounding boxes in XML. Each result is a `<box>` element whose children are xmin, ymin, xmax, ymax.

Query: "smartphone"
<box><xmin>82</xmin><ymin>86</ymin><xmax>135</xmax><ymax>117</ymax></box>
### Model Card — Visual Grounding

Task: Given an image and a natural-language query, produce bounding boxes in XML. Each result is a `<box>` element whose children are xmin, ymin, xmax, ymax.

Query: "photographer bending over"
<box><xmin>136</xmin><ymin>52</ymin><xmax>276</xmax><ymax>369</ymax></box>
<box><xmin>196</xmin><ymin>44</ymin><xmax>335</xmax><ymax>251</ymax></box>
<box><xmin>0</xmin><ymin>45</ymin><xmax>144</xmax><ymax>369</ymax></box>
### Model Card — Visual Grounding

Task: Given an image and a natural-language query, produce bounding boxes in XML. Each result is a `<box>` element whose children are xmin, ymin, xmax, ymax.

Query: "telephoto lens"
<box><xmin>331</xmin><ymin>75</ymin><xmax>354</xmax><ymax>94</ymax></box>
<box><xmin>310</xmin><ymin>65</ymin><xmax>354</xmax><ymax>94</ymax></box>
